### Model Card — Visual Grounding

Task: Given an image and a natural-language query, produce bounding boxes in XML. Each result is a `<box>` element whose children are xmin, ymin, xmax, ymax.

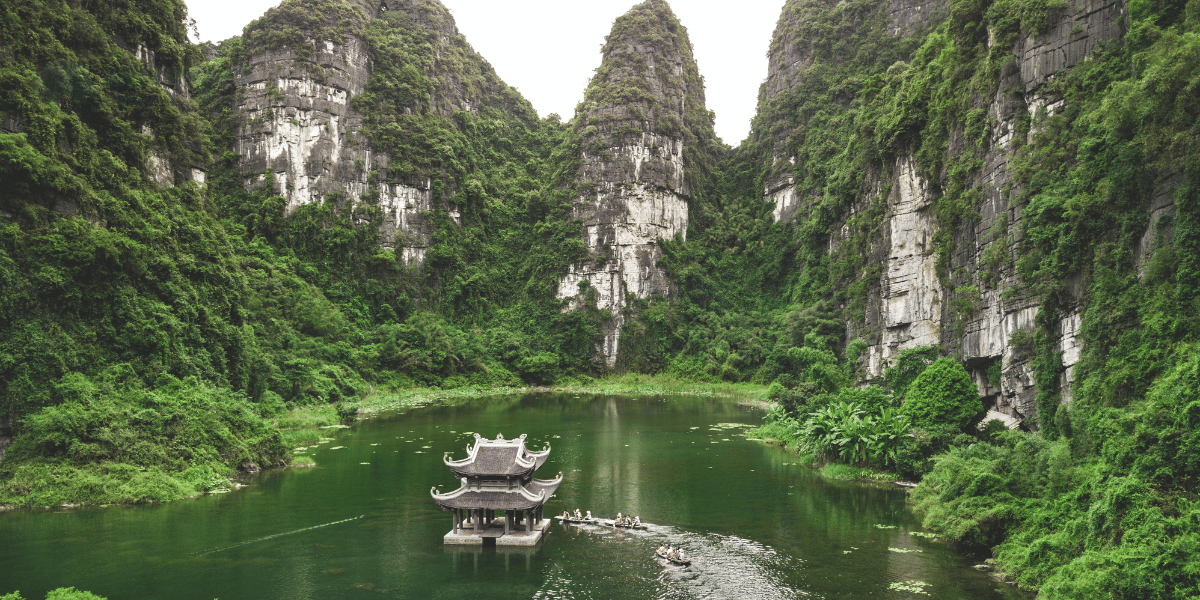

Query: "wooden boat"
<box><xmin>554</xmin><ymin>515</ymin><xmax>597</xmax><ymax>524</ymax></box>
<box><xmin>603</xmin><ymin>519</ymin><xmax>648</xmax><ymax>530</ymax></box>
<box><xmin>655</xmin><ymin>548</ymin><xmax>691</xmax><ymax>566</ymax></box>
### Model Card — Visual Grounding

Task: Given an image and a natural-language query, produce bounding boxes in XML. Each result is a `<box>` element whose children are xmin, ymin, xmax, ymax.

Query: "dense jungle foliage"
<box><xmin>739</xmin><ymin>0</ymin><xmax>1200</xmax><ymax>595</ymax></box>
<box><xmin>3</xmin><ymin>0</ymin><xmax>1200</xmax><ymax>595</ymax></box>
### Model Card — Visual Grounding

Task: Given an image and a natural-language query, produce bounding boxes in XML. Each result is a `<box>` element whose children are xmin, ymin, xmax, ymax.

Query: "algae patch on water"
<box><xmin>888</xmin><ymin>580</ymin><xmax>930</xmax><ymax>594</ymax></box>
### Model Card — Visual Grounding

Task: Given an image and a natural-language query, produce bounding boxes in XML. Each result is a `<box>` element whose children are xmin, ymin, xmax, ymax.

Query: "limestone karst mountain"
<box><xmin>231</xmin><ymin>0</ymin><xmax>539</xmax><ymax>263</ymax></box>
<box><xmin>745</xmin><ymin>0</ymin><xmax>1129</xmax><ymax>426</ymax></box>
<box><xmin>554</xmin><ymin>0</ymin><xmax>719</xmax><ymax>366</ymax></box>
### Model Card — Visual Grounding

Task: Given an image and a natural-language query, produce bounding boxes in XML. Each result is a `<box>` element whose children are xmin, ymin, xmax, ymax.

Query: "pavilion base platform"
<box><xmin>444</xmin><ymin>519</ymin><xmax>550</xmax><ymax>547</ymax></box>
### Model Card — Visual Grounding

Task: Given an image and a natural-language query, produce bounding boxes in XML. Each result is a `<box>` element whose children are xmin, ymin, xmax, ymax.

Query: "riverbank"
<box><xmin>747</xmin><ymin>421</ymin><xmax>900</xmax><ymax>484</ymax></box>
<box><xmin>0</xmin><ymin>375</ymin><xmax>768</xmax><ymax>510</ymax></box>
<box><xmin>278</xmin><ymin>375</ymin><xmax>769</xmax><ymax>446</ymax></box>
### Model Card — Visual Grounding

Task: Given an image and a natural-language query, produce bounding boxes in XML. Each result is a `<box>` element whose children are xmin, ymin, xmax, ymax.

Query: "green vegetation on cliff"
<box><xmin>4</xmin><ymin>0</ymin><xmax>1200</xmax><ymax>595</ymax></box>
<box><xmin>742</xmin><ymin>0</ymin><xmax>1200</xmax><ymax>596</ymax></box>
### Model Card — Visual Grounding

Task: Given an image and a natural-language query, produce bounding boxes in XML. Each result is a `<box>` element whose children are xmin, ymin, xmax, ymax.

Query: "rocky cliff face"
<box><xmin>762</xmin><ymin>0</ymin><xmax>1129</xmax><ymax>426</ymax></box>
<box><xmin>555</xmin><ymin>0</ymin><xmax>715</xmax><ymax>366</ymax></box>
<box><xmin>231</xmin><ymin>0</ymin><xmax>520</xmax><ymax>264</ymax></box>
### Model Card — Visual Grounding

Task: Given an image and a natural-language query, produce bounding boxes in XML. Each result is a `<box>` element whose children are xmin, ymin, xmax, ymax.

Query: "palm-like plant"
<box><xmin>801</xmin><ymin>401</ymin><xmax>912</xmax><ymax>468</ymax></box>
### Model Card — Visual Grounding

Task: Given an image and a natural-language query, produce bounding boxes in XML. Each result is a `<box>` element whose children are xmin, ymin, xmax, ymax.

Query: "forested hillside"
<box><xmin>2</xmin><ymin>0</ymin><xmax>1200</xmax><ymax>595</ymax></box>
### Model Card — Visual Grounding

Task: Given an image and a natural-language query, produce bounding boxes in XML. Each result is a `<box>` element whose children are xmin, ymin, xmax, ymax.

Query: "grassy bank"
<box><xmin>0</xmin><ymin>374</ymin><xmax>768</xmax><ymax>509</ymax></box>
<box><xmin>279</xmin><ymin>374</ymin><xmax>769</xmax><ymax>445</ymax></box>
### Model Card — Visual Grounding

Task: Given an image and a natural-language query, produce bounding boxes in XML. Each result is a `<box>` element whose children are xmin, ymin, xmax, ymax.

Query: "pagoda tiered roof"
<box><xmin>443</xmin><ymin>432</ymin><xmax>551</xmax><ymax>478</ymax></box>
<box><xmin>430</xmin><ymin>474</ymin><xmax>563</xmax><ymax>510</ymax></box>
<box><xmin>431</xmin><ymin>432</ymin><xmax>560</xmax><ymax>512</ymax></box>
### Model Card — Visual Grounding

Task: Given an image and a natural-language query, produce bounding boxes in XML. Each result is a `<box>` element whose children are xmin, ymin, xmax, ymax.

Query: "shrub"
<box><xmin>3</xmin><ymin>589</ymin><xmax>108</xmax><ymax>600</ymax></box>
<box><xmin>901</xmin><ymin>358</ymin><xmax>983</xmax><ymax>432</ymax></box>
<box><xmin>778</xmin><ymin>381</ymin><xmax>821</xmax><ymax>419</ymax></box>
<box><xmin>882</xmin><ymin>346</ymin><xmax>939</xmax><ymax>399</ymax></box>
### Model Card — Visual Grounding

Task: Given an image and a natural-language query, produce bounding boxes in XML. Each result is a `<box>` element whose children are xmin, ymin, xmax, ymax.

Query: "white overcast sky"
<box><xmin>187</xmin><ymin>0</ymin><xmax>786</xmax><ymax>144</ymax></box>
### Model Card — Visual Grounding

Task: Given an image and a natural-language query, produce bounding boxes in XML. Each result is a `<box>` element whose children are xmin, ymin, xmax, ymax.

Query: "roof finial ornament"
<box><xmin>496</xmin><ymin>432</ymin><xmax>504</xmax><ymax>440</ymax></box>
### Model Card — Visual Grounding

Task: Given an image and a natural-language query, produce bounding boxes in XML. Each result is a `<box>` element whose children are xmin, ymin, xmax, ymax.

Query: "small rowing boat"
<box><xmin>654</xmin><ymin>548</ymin><xmax>691</xmax><ymax>566</ymax></box>
<box><xmin>554</xmin><ymin>515</ymin><xmax>597</xmax><ymax>524</ymax></box>
<box><xmin>603</xmin><ymin>520</ymin><xmax>648</xmax><ymax>530</ymax></box>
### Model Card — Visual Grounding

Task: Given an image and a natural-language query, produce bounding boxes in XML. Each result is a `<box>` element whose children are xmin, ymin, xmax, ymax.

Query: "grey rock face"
<box><xmin>234</xmin><ymin>37</ymin><xmax>376</xmax><ymax>210</ymax></box>
<box><xmin>557</xmin><ymin>0</ymin><xmax>708</xmax><ymax>366</ymax></box>
<box><xmin>1016</xmin><ymin>0</ymin><xmax>1126</xmax><ymax>92</ymax></box>
<box><xmin>232</xmin><ymin>0</ymin><xmax>486</xmax><ymax>266</ymax></box>
<box><xmin>763</xmin><ymin>0</ymin><xmax>1128</xmax><ymax>426</ymax></box>
<box><xmin>122</xmin><ymin>43</ymin><xmax>206</xmax><ymax>189</ymax></box>
<box><xmin>886</xmin><ymin>0</ymin><xmax>950</xmax><ymax>37</ymax></box>
<box><xmin>862</xmin><ymin>154</ymin><xmax>944</xmax><ymax>377</ymax></box>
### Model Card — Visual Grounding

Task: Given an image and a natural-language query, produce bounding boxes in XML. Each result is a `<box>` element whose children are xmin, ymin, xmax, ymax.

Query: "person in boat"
<box><xmin>669</xmin><ymin>546</ymin><xmax>681</xmax><ymax>561</ymax></box>
<box><xmin>615</xmin><ymin>512</ymin><xmax>623</xmax><ymax>524</ymax></box>
<box><xmin>633</xmin><ymin>515</ymin><xmax>641</xmax><ymax>526</ymax></box>
<box><xmin>575</xmin><ymin>509</ymin><xmax>582</xmax><ymax>519</ymax></box>
<box><xmin>585</xmin><ymin>510</ymin><xmax>593</xmax><ymax>520</ymax></box>
<box><xmin>562</xmin><ymin>511</ymin><xmax>570</xmax><ymax>520</ymax></box>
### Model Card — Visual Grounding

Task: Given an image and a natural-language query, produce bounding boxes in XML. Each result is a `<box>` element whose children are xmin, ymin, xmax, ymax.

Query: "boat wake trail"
<box><xmin>192</xmin><ymin>515</ymin><xmax>366</xmax><ymax>555</ymax></box>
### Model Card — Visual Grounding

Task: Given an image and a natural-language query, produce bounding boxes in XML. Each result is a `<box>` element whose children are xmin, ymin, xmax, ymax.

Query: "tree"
<box><xmin>901</xmin><ymin>358</ymin><xmax>982</xmax><ymax>431</ymax></box>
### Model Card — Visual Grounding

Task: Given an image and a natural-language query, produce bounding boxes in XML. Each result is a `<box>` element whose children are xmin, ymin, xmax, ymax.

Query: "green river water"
<box><xmin>0</xmin><ymin>393</ymin><xmax>1028</xmax><ymax>599</ymax></box>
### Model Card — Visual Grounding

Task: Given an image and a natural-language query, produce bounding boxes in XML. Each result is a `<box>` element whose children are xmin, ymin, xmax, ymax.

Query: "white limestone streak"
<box><xmin>867</xmin><ymin>155</ymin><xmax>943</xmax><ymax>375</ymax></box>
<box><xmin>557</xmin><ymin>180</ymin><xmax>688</xmax><ymax>367</ymax></box>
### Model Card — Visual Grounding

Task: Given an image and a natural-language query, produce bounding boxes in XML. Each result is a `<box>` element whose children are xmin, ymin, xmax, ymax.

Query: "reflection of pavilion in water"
<box><xmin>431</xmin><ymin>433</ymin><xmax>562</xmax><ymax>546</ymax></box>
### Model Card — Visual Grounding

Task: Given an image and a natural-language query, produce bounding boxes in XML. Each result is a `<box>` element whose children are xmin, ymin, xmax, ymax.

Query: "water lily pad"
<box><xmin>329</xmin><ymin>446</ymin><xmax>345</xmax><ymax>450</ymax></box>
<box><xmin>888</xmin><ymin>580</ymin><xmax>930</xmax><ymax>594</ymax></box>
<box><xmin>359</xmin><ymin>462</ymin><xmax>370</xmax><ymax>465</ymax></box>
<box><xmin>874</xmin><ymin>524</ymin><xmax>898</xmax><ymax>529</ymax></box>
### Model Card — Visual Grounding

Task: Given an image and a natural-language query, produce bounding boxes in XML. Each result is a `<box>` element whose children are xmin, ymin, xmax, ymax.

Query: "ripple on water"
<box><xmin>538</xmin><ymin>524</ymin><xmax>807</xmax><ymax>599</ymax></box>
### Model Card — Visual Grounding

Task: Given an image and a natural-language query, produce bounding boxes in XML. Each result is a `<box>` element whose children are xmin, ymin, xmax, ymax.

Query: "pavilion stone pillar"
<box><xmin>452</xmin><ymin>510</ymin><xmax>458</xmax><ymax>534</ymax></box>
<box><xmin>525</xmin><ymin>510</ymin><xmax>532</xmax><ymax>532</ymax></box>
<box><xmin>504</xmin><ymin>510</ymin><xmax>512</xmax><ymax>534</ymax></box>
<box><xmin>474</xmin><ymin>509</ymin><xmax>481</xmax><ymax>533</ymax></box>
